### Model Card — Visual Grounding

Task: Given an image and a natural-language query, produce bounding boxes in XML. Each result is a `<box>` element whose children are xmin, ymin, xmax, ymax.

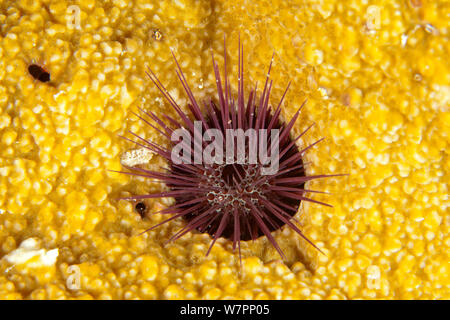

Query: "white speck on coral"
<box><xmin>3</xmin><ymin>238</ymin><xmax>59</xmax><ymax>268</ymax></box>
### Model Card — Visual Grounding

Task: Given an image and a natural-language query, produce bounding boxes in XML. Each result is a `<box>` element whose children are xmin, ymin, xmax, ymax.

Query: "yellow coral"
<box><xmin>0</xmin><ymin>0</ymin><xmax>448</xmax><ymax>300</ymax></box>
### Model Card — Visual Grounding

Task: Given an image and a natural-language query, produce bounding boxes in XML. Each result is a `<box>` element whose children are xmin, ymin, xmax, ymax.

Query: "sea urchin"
<box><xmin>119</xmin><ymin>39</ymin><xmax>341</xmax><ymax>261</ymax></box>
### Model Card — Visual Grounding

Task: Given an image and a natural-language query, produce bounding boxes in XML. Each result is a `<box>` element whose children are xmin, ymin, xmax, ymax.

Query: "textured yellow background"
<box><xmin>0</xmin><ymin>0</ymin><xmax>448</xmax><ymax>299</ymax></box>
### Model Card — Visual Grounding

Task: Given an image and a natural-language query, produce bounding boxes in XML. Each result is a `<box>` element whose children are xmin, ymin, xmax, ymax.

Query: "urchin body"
<box><xmin>119</xmin><ymin>39</ymin><xmax>339</xmax><ymax>260</ymax></box>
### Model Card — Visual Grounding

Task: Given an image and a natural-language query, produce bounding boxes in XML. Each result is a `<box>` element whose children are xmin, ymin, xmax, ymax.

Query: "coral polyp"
<box><xmin>119</xmin><ymin>40</ymin><xmax>341</xmax><ymax>260</ymax></box>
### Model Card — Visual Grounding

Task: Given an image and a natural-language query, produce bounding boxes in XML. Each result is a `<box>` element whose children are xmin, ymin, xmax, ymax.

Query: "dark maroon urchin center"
<box><xmin>170</xmin><ymin>110</ymin><xmax>305</xmax><ymax>241</ymax></box>
<box><xmin>178</xmin><ymin>165</ymin><xmax>304</xmax><ymax>241</ymax></box>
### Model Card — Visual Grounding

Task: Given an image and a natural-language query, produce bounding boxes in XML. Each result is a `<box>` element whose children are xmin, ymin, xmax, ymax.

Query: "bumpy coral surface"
<box><xmin>0</xmin><ymin>0</ymin><xmax>448</xmax><ymax>299</ymax></box>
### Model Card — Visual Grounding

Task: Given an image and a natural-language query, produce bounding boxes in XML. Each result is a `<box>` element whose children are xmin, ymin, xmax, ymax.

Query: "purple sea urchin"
<box><xmin>119</xmin><ymin>39</ymin><xmax>341</xmax><ymax>260</ymax></box>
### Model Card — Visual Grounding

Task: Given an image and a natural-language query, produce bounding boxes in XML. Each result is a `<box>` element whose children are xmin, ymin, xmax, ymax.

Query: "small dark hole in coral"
<box><xmin>135</xmin><ymin>202</ymin><xmax>147</xmax><ymax>218</ymax></box>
